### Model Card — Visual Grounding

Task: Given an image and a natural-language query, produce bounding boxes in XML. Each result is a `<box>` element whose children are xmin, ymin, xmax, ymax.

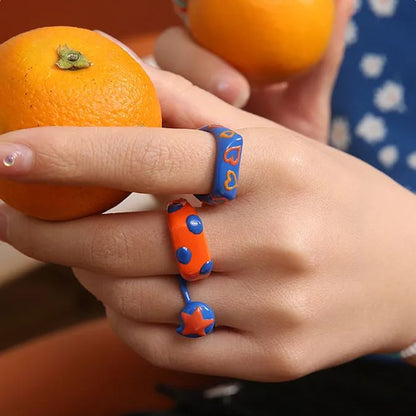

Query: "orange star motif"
<box><xmin>180</xmin><ymin>306</ymin><xmax>214</xmax><ymax>337</ymax></box>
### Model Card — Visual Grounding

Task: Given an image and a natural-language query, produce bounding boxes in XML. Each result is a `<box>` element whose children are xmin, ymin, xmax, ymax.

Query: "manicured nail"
<box><xmin>0</xmin><ymin>143</ymin><xmax>34</xmax><ymax>175</ymax></box>
<box><xmin>0</xmin><ymin>205</ymin><xmax>9</xmax><ymax>243</ymax></box>
<box><xmin>213</xmin><ymin>79</ymin><xmax>250</xmax><ymax>108</ymax></box>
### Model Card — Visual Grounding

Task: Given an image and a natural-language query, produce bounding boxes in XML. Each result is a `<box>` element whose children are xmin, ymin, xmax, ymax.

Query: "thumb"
<box><xmin>283</xmin><ymin>0</ymin><xmax>353</xmax><ymax>110</ymax></box>
<box><xmin>304</xmin><ymin>0</ymin><xmax>354</xmax><ymax>98</ymax></box>
<box><xmin>277</xmin><ymin>0</ymin><xmax>354</xmax><ymax>141</ymax></box>
<box><xmin>94</xmin><ymin>30</ymin><xmax>274</xmax><ymax>130</ymax></box>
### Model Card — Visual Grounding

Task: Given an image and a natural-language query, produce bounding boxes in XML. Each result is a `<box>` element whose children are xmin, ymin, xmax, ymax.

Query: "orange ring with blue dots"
<box><xmin>167</xmin><ymin>198</ymin><xmax>213</xmax><ymax>282</ymax></box>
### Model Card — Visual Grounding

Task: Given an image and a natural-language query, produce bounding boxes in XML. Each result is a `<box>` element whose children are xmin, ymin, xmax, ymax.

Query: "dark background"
<box><xmin>0</xmin><ymin>0</ymin><xmax>178</xmax><ymax>54</ymax></box>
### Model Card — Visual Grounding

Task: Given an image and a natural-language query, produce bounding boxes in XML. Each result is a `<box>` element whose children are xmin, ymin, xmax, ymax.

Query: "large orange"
<box><xmin>0</xmin><ymin>26</ymin><xmax>161</xmax><ymax>221</ymax></box>
<box><xmin>188</xmin><ymin>0</ymin><xmax>335</xmax><ymax>84</ymax></box>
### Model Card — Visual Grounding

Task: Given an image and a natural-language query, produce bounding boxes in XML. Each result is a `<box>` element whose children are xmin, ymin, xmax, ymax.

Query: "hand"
<box><xmin>155</xmin><ymin>0</ymin><xmax>353</xmax><ymax>142</ymax></box>
<box><xmin>1</xmin><ymin>64</ymin><xmax>416</xmax><ymax>382</ymax></box>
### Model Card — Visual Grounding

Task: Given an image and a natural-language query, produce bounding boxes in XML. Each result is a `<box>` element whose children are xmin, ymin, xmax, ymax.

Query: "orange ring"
<box><xmin>167</xmin><ymin>198</ymin><xmax>213</xmax><ymax>282</ymax></box>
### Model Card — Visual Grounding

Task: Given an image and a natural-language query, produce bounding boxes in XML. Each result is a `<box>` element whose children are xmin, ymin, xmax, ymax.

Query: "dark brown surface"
<box><xmin>0</xmin><ymin>0</ymin><xmax>179</xmax><ymax>43</ymax></box>
<box><xmin>0</xmin><ymin>264</ymin><xmax>105</xmax><ymax>351</ymax></box>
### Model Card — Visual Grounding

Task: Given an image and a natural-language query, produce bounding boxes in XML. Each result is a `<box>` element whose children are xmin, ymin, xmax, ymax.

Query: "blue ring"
<box><xmin>177</xmin><ymin>276</ymin><xmax>216</xmax><ymax>338</ymax></box>
<box><xmin>195</xmin><ymin>125</ymin><xmax>243</xmax><ymax>205</ymax></box>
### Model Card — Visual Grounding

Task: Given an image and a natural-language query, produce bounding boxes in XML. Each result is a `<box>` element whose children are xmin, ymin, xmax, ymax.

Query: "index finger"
<box><xmin>0</xmin><ymin>126</ymin><xmax>265</xmax><ymax>195</ymax></box>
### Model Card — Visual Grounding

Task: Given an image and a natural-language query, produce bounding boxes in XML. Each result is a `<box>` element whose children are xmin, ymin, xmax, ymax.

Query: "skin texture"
<box><xmin>0</xmin><ymin>26</ymin><xmax>161</xmax><ymax>220</ymax></box>
<box><xmin>1</xmin><ymin>62</ymin><xmax>416</xmax><ymax>381</ymax></box>
<box><xmin>155</xmin><ymin>0</ymin><xmax>353</xmax><ymax>141</ymax></box>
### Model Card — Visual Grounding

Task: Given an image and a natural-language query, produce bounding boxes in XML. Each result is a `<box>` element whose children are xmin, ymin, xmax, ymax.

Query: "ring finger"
<box><xmin>75</xmin><ymin>268</ymin><xmax>251</xmax><ymax>330</ymax></box>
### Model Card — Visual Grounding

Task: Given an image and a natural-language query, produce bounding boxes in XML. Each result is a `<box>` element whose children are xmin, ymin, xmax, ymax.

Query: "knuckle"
<box><xmin>112</xmin><ymin>279</ymin><xmax>135</xmax><ymax>319</ymax></box>
<box><xmin>134</xmin><ymin>137</ymin><xmax>180</xmax><ymax>191</ymax></box>
<box><xmin>36</xmin><ymin>133</ymin><xmax>80</xmax><ymax>179</ymax></box>
<box><xmin>271</xmin><ymin>134</ymin><xmax>316</xmax><ymax>191</ymax></box>
<box><xmin>254</xmin><ymin>223</ymin><xmax>317</xmax><ymax>275</ymax></box>
<box><xmin>283</xmin><ymin>287</ymin><xmax>316</xmax><ymax>329</ymax></box>
<box><xmin>267</xmin><ymin>342</ymin><xmax>309</xmax><ymax>381</ymax></box>
<box><xmin>86</xmin><ymin>223</ymin><xmax>131</xmax><ymax>273</ymax></box>
<box><xmin>116</xmin><ymin>279</ymin><xmax>149</xmax><ymax>321</ymax></box>
<box><xmin>263</xmin><ymin>283</ymin><xmax>315</xmax><ymax>331</ymax></box>
<box><xmin>281</xmin><ymin>235</ymin><xmax>318</xmax><ymax>274</ymax></box>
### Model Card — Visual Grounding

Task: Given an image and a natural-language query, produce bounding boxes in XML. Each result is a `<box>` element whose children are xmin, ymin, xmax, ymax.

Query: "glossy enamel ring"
<box><xmin>195</xmin><ymin>125</ymin><xmax>244</xmax><ymax>206</ymax></box>
<box><xmin>176</xmin><ymin>276</ymin><xmax>216</xmax><ymax>338</ymax></box>
<box><xmin>167</xmin><ymin>198</ymin><xmax>213</xmax><ymax>282</ymax></box>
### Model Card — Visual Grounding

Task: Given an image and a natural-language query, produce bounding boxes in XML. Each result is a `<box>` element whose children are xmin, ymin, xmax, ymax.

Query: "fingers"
<box><xmin>154</xmin><ymin>27</ymin><xmax>250</xmax><ymax>108</ymax></box>
<box><xmin>106</xmin><ymin>309</ymin><xmax>270</xmax><ymax>380</ymax></box>
<box><xmin>0</xmin><ymin>126</ymin><xmax>261</xmax><ymax>195</ymax></box>
<box><xmin>75</xmin><ymin>269</ymin><xmax>249</xmax><ymax>329</ymax></box>
<box><xmin>148</xmin><ymin>66</ymin><xmax>274</xmax><ymax>130</ymax></box>
<box><xmin>0</xmin><ymin>204</ymin><xmax>245</xmax><ymax>276</ymax></box>
<box><xmin>96</xmin><ymin>29</ymin><xmax>274</xmax><ymax>130</ymax></box>
<box><xmin>274</xmin><ymin>0</ymin><xmax>353</xmax><ymax>141</ymax></box>
<box><xmin>283</xmin><ymin>0</ymin><xmax>353</xmax><ymax>105</ymax></box>
<box><xmin>310</xmin><ymin>0</ymin><xmax>354</xmax><ymax>96</ymax></box>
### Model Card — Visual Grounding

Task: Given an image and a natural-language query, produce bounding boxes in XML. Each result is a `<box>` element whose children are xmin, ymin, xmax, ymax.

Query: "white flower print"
<box><xmin>330</xmin><ymin>118</ymin><xmax>351</xmax><ymax>151</ymax></box>
<box><xmin>354</xmin><ymin>0</ymin><xmax>362</xmax><ymax>14</ymax></box>
<box><xmin>355</xmin><ymin>113</ymin><xmax>387</xmax><ymax>144</ymax></box>
<box><xmin>374</xmin><ymin>81</ymin><xmax>406</xmax><ymax>113</ymax></box>
<box><xmin>378</xmin><ymin>145</ymin><xmax>399</xmax><ymax>169</ymax></box>
<box><xmin>360</xmin><ymin>54</ymin><xmax>386</xmax><ymax>78</ymax></box>
<box><xmin>407</xmin><ymin>152</ymin><xmax>416</xmax><ymax>170</ymax></box>
<box><xmin>346</xmin><ymin>20</ymin><xmax>359</xmax><ymax>46</ymax></box>
<box><xmin>368</xmin><ymin>0</ymin><xmax>399</xmax><ymax>17</ymax></box>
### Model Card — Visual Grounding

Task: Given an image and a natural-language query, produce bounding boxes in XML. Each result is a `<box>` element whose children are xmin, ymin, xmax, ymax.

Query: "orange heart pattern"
<box><xmin>195</xmin><ymin>125</ymin><xmax>243</xmax><ymax>205</ymax></box>
<box><xmin>224</xmin><ymin>170</ymin><xmax>238</xmax><ymax>191</ymax></box>
<box><xmin>223</xmin><ymin>145</ymin><xmax>242</xmax><ymax>166</ymax></box>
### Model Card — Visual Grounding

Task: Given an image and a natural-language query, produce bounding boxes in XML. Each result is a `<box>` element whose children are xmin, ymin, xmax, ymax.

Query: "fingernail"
<box><xmin>213</xmin><ymin>79</ymin><xmax>250</xmax><ymax>108</ymax></box>
<box><xmin>0</xmin><ymin>143</ymin><xmax>34</xmax><ymax>175</ymax></box>
<box><xmin>0</xmin><ymin>205</ymin><xmax>9</xmax><ymax>243</ymax></box>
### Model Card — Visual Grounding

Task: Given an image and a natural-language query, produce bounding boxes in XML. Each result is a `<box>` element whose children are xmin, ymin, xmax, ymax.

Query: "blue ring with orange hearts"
<box><xmin>195</xmin><ymin>125</ymin><xmax>243</xmax><ymax>205</ymax></box>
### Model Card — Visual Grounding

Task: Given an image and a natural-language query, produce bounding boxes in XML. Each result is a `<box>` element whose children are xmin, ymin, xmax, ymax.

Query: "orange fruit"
<box><xmin>0</xmin><ymin>26</ymin><xmax>161</xmax><ymax>221</ymax></box>
<box><xmin>188</xmin><ymin>0</ymin><xmax>335</xmax><ymax>84</ymax></box>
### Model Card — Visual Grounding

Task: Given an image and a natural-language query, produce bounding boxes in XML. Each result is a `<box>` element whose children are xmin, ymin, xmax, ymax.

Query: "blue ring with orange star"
<box><xmin>176</xmin><ymin>276</ymin><xmax>216</xmax><ymax>338</ymax></box>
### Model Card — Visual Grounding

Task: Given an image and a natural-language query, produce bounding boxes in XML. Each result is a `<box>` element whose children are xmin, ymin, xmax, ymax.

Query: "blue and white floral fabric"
<box><xmin>331</xmin><ymin>0</ymin><xmax>416</xmax><ymax>191</ymax></box>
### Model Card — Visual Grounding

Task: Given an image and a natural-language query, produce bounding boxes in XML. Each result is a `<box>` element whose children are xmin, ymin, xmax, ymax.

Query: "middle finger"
<box><xmin>2</xmin><ymin>204</ymin><xmax>246</xmax><ymax>276</ymax></box>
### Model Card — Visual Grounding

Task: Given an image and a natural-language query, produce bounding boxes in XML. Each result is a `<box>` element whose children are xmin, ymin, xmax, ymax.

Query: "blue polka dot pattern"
<box><xmin>186</xmin><ymin>215</ymin><xmax>204</xmax><ymax>235</ymax></box>
<box><xmin>176</xmin><ymin>247</ymin><xmax>192</xmax><ymax>265</ymax></box>
<box><xmin>168</xmin><ymin>201</ymin><xmax>185</xmax><ymax>214</ymax></box>
<box><xmin>200</xmin><ymin>260</ymin><xmax>213</xmax><ymax>275</ymax></box>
